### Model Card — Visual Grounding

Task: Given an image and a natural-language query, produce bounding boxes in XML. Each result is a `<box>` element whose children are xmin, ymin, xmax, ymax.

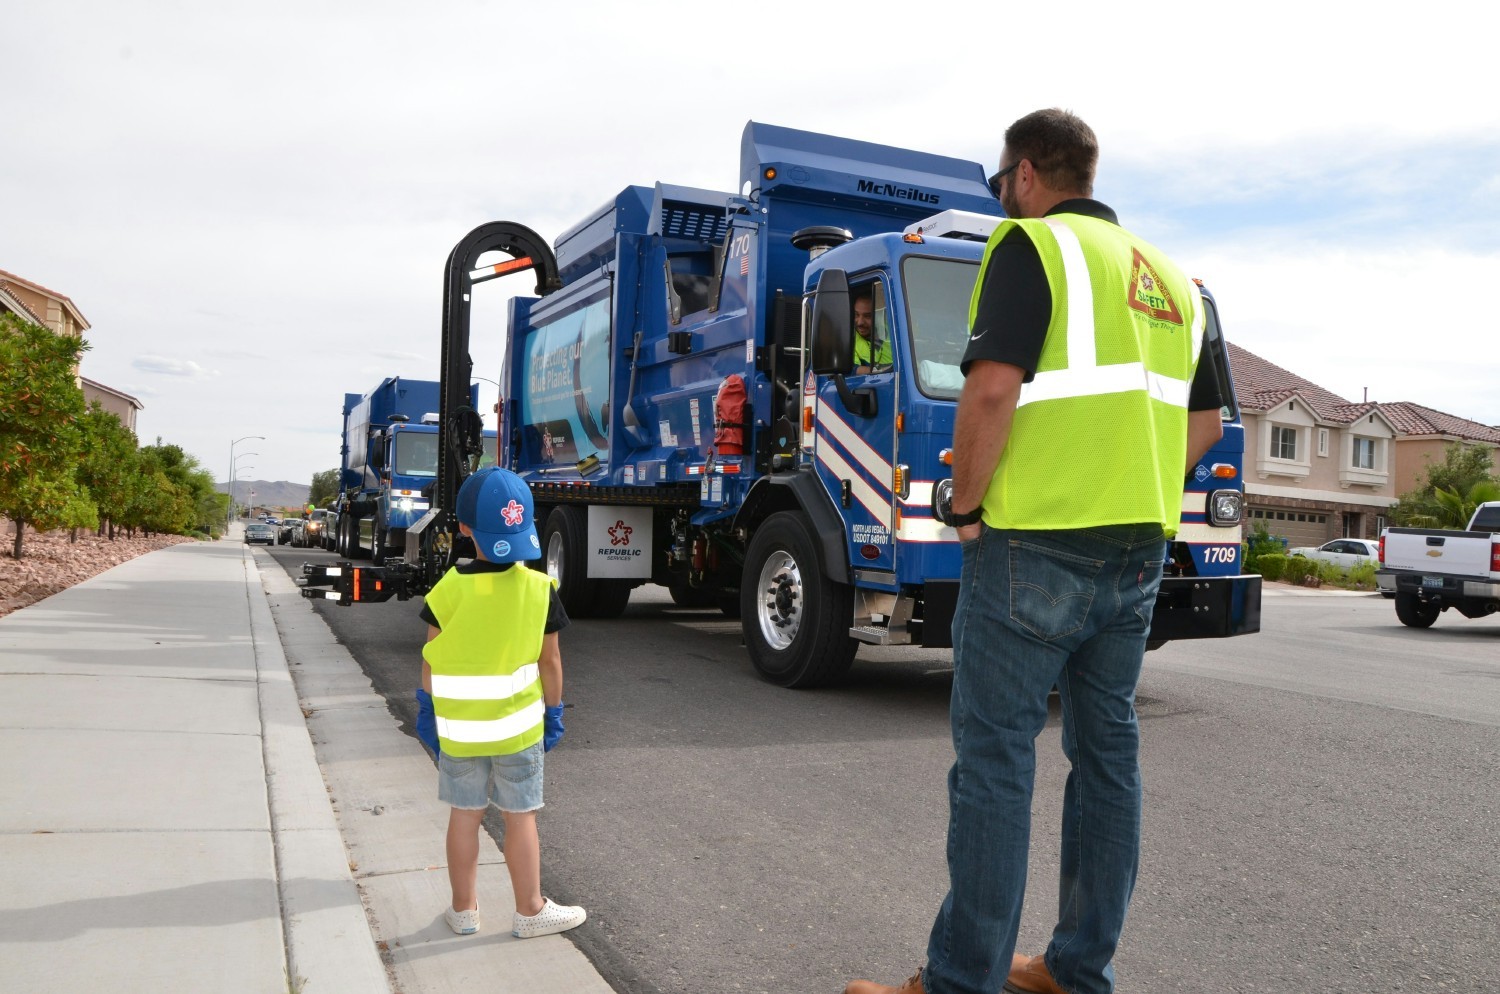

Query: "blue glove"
<box><xmin>415</xmin><ymin>688</ymin><xmax>440</xmax><ymax>757</ymax></box>
<box><xmin>543</xmin><ymin>703</ymin><xmax>566</xmax><ymax>752</ymax></box>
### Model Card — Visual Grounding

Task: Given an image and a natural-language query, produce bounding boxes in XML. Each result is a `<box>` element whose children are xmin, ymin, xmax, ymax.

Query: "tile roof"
<box><xmin>1228</xmin><ymin>342</ymin><xmax>1500</xmax><ymax>441</ymax></box>
<box><xmin>1226</xmin><ymin>342</ymin><xmax>1358</xmax><ymax>421</ymax></box>
<box><xmin>1377</xmin><ymin>401</ymin><xmax>1500</xmax><ymax>443</ymax></box>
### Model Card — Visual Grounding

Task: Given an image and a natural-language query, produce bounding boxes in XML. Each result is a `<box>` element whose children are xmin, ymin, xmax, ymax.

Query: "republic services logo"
<box><xmin>608</xmin><ymin>520</ymin><xmax>633</xmax><ymax>547</ymax></box>
<box><xmin>501</xmin><ymin>499</ymin><xmax>526</xmax><ymax>527</ymax></box>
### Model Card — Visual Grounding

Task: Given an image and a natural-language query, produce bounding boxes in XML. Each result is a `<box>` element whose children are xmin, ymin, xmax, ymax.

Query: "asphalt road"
<box><xmin>268</xmin><ymin>546</ymin><xmax>1500</xmax><ymax>994</ymax></box>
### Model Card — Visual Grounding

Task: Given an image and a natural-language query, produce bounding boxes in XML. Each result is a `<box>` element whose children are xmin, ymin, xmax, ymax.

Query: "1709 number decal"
<box><xmin>1201</xmin><ymin>545</ymin><xmax>1238</xmax><ymax>564</ymax></box>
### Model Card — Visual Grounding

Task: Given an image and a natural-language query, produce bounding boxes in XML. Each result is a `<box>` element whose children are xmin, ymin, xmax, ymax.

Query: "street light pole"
<box><xmin>228</xmin><ymin>435</ymin><xmax>265</xmax><ymax>531</ymax></box>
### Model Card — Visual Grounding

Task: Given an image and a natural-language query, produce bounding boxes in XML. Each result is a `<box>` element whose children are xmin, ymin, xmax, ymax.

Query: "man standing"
<box><xmin>845</xmin><ymin>109</ymin><xmax>1224</xmax><ymax>994</ymax></box>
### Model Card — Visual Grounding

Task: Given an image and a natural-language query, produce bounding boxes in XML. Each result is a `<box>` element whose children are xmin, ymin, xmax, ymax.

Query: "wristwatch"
<box><xmin>949</xmin><ymin>506</ymin><xmax>984</xmax><ymax>527</ymax></box>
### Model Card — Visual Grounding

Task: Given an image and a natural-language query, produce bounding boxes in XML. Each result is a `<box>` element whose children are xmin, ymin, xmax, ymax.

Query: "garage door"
<box><xmin>1248</xmin><ymin>507</ymin><xmax>1329</xmax><ymax>548</ymax></box>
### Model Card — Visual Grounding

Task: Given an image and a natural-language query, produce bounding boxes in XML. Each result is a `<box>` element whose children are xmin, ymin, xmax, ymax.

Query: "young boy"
<box><xmin>415</xmin><ymin>466</ymin><xmax>586</xmax><ymax>939</ymax></box>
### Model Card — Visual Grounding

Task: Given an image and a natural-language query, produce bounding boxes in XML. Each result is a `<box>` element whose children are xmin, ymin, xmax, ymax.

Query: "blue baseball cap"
<box><xmin>455</xmin><ymin>466</ymin><xmax>541</xmax><ymax>563</ymax></box>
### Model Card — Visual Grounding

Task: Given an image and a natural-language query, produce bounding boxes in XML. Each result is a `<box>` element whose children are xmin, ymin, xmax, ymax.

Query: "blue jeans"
<box><xmin>924</xmin><ymin>524</ymin><xmax>1165</xmax><ymax>994</ymax></box>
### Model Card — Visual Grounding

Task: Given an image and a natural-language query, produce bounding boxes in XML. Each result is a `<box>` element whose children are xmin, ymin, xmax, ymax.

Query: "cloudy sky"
<box><xmin>5</xmin><ymin>1</ymin><xmax>1497</xmax><ymax>489</ymax></box>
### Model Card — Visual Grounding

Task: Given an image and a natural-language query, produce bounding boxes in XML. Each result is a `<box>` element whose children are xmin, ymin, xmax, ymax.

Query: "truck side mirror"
<box><xmin>369</xmin><ymin>434</ymin><xmax>387</xmax><ymax>472</ymax></box>
<box><xmin>809</xmin><ymin>268</ymin><xmax>852</xmax><ymax>375</ymax></box>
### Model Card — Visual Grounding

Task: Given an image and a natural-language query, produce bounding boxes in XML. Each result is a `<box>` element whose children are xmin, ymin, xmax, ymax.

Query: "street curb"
<box><xmin>243</xmin><ymin>544</ymin><xmax>394</xmax><ymax>994</ymax></box>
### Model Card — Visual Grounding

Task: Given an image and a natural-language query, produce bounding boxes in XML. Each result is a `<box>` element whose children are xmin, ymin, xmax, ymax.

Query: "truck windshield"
<box><xmin>392</xmin><ymin>432</ymin><xmax>438</xmax><ymax>478</ymax></box>
<box><xmin>901</xmin><ymin>256</ymin><xmax>980</xmax><ymax>401</ymax></box>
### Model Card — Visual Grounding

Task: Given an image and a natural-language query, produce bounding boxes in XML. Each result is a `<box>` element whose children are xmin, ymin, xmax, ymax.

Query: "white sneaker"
<box><xmin>445</xmin><ymin>906</ymin><xmax>480</xmax><ymax>935</ymax></box>
<box><xmin>512</xmin><ymin>897</ymin><xmax>587</xmax><ymax>938</ymax></box>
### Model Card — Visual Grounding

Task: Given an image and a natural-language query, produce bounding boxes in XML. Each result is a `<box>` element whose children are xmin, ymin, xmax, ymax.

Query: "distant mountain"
<box><xmin>217</xmin><ymin>479</ymin><xmax>310</xmax><ymax>510</ymax></box>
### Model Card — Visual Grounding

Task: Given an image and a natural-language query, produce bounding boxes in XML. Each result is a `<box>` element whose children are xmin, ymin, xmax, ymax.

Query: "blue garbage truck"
<box><xmin>330</xmin><ymin>377</ymin><xmax>494</xmax><ymax>564</ymax></box>
<box><xmin>305</xmin><ymin>122</ymin><xmax>1261</xmax><ymax>687</ymax></box>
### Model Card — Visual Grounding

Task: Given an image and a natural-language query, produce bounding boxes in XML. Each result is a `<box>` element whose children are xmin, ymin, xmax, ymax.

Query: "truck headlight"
<box><xmin>1207</xmin><ymin>489</ymin><xmax>1242</xmax><ymax>526</ymax></box>
<box><xmin>397</xmin><ymin>497</ymin><xmax>414</xmax><ymax>512</ymax></box>
<box><xmin>931</xmin><ymin>478</ymin><xmax>954</xmax><ymax>524</ymax></box>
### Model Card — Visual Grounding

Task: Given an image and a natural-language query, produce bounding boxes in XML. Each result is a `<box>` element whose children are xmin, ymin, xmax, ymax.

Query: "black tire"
<box><xmin>1394</xmin><ymin>592</ymin><xmax>1440</xmax><ymax>629</ymax></box>
<box><xmin>542</xmin><ymin>506</ymin><xmax>597</xmax><ymax>618</ymax></box>
<box><xmin>592</xmin><ymin>580</ymin><xmax>633</xmax><ymax>619</ymax></box>
<box><xmin>740</xmin><ymin>511</ymin><xmax>857</xmax><ymax>688</ymax></box>
<box><xmin>668</xmin><ymin>583</ymin><xmax>717</xmax><ymax>609</ymax></box>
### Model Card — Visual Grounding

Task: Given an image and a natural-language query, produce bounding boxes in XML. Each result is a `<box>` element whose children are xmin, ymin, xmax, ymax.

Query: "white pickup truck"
<box><xmin>1380</xmin><ymin>501</ymin><xmax>1500</xmax><ymax>628</ymax></box>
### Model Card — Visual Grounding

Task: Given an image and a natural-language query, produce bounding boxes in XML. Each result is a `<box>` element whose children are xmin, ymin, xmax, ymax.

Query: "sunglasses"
<box><xmin>987</xmin><ymin>160</ymin><xmax>1021</xmax><ymax>198</ymax></box>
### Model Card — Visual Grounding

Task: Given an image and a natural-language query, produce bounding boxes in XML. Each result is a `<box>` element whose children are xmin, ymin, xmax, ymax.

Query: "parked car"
<box><xmin>303</xmin><ymin>509</ymin><xmax>333</xmax><ymax>549</ymax></box>
<box><xmin>1288</xmin><ymin>538</ymin><xmax>1382</xmax><ymax>570</ymax></box>
<box><xmin>244</xmin><ymin>523</ymin><xmax>276</xmax><ymax>546</ymax></box>
<box><xmin>278</xmin><ymin>518</ymin><xmax>301</xmax><ymax>546</ymax></box>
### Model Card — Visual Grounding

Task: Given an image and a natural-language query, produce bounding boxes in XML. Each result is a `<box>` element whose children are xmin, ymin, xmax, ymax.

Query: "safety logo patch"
<box><xmin>1127</xmin><ymin>248</ymin><xmax>1184</xmax><ymax>325</ymax></box>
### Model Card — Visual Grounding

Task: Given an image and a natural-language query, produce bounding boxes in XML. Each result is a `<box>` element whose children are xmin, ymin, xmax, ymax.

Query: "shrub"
<box><xmin>1347</xmin><ymin>561</ymin><xmax>1377</xmax><ymax>589</ymax></box>
<box><xmin>1256</xmin><ymin>553</ymin><xmax>1287</xmax><ymax>581</ymax></box>
<box><xmin>1282</xmin><ymin>556</ymin><xmax>1318</xmax><ymax>585</ymax></box>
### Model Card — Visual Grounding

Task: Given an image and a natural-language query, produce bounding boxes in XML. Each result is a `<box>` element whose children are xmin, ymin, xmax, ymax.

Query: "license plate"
<box><xmin>1422</xmin><ymin>575</ymin><xmax>1444</xmax><ymax>590</ymax></box>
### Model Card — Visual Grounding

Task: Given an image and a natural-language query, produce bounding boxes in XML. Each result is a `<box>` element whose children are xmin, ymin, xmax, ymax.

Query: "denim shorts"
<box><xmin>437</xmin><ymin>742</ymin><xmax>544</xmax><ymax>812</ymax></box>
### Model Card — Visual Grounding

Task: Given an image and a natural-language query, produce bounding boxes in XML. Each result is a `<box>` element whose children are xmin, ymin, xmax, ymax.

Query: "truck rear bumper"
<box><xmin>1148</xmin><ymin>574</ymin><xmax>1262</xmax><ymax>641</ymax></box>
<box><xmin>1389</xmin><ymin>569</ymin><xmax>1500</xmax><ymax>600</ymax></box>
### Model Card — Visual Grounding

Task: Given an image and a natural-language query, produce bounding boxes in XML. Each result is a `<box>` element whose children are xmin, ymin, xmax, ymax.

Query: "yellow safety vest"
<box><xmin>967</xmin><ymin>213</ymin><xmax>1206</xmax><ymax>535</ymax></box>
<box><xmin>422</xmin><ymin>564</ymin><xmax>553</xmax><ymax>757</ymax></box>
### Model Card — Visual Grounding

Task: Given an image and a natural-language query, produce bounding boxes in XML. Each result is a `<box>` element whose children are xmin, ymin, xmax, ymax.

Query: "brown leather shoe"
<box><xmin>1003</xmin><ymin>954</ymin><xmax>1067</xmax><ymax>994</ymax></box>
<box><xmin>844</xmin><ymin>968</ymin><xmax>927</xmax><ymax>994</ymax></box>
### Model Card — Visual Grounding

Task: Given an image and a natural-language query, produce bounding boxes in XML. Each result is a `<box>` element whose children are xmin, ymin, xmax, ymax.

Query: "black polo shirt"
<box><xmin>962</xmin><ymin>198</ymin><xmax>1224</xmax><ymax>412</ymax></box>
<box><xmin>418</xmin><ymin>559</ymin><xmax>570</xmax><ymax>634</ymax></box>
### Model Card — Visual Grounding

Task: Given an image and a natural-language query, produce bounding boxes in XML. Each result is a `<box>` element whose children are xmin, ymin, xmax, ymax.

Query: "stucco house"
<box><xmin>1</xmin><ymin>267</ymin><xmax>142</xmax><ymax>433</ymax></box>
<box><xmin>1228</xmin><ymin>343</ymin><xmax>1498</xmax><ymax>546</ymax></box>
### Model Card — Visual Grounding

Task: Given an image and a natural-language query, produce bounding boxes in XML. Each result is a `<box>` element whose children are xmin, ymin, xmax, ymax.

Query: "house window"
<box><xmin>1271</xmin><ymin>425</ymin><xmax>1297</xmax><ymax>460</ymax></box>
<box><xmin>1352</xmin><ymin>437</ymin><xmax>1376</xmax><ymax>469</ymax></box>
<box><xmin>1317</xmin><ymin>428</ymin><xmax>1329</xmax><ymax>457</ymax></box>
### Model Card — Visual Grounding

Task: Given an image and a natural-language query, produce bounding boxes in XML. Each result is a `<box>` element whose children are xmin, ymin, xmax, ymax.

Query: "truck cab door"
<box><xmin>811</xmin><ymin>277</ymin><xmax>898</xmax><ymax>571</ymax></box>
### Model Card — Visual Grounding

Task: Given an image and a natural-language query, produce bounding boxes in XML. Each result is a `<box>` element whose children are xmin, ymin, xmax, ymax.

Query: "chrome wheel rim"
<box><xmin>755</xmin><ymin>550</ymin><xmax>802</xmax><ymax>651</ymax></box>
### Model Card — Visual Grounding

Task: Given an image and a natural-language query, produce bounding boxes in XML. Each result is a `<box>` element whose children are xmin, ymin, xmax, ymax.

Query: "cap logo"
<box><xmin>530</xmin><ymin>534</ymin><xmax>540</xmax><ymax>549</ymax></box>
<box><xmin>493</xmin><ymin>540</ymin><xmax>512</xmax><ymax>558</ymax></box>
<box><xmin>500</xmin><ymin>499</ymin><xmax>526</xmax><ymax>527</ymax></box>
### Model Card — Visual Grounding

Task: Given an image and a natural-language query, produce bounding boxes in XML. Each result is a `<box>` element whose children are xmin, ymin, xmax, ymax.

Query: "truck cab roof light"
<box><xmin>903</xmin><ymin>232</ymin><xmax>924</xmax><ymax>243</ymax></box>
<box><xmin>903</xmin><ymin>210</ymin><xmax>1000</xmax><ymax>241</ymax></box>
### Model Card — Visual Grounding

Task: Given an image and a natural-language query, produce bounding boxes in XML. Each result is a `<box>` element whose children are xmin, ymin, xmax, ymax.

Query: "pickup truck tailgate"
<box><xmin>1384</xmin><ymin>528</ymin><xmax>1495</xmax><ymax>576</ymax></box>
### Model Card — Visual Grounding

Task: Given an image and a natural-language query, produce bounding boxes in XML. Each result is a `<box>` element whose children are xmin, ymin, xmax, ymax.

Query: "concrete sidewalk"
<box><xmin>0</xmin><ymin>529</ymin><xmax>613</xmax><ymax>994</ymax></box>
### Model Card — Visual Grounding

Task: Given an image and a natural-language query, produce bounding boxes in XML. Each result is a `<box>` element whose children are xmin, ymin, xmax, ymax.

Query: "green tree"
<box><xmin>77</xmin><ymin>402</ymin><xmax>141</xmax><ymax>538</ymax></box>
<box><xmin>138</xmin><ymin>440</ymin><xmax>223</xmax><ymax>535</ymax></box>
<box><xmin>308</xmin><ymin>468</ymin><xmax>340</xmax><ymax>507</ymax></box>
<box><xmin>1416</xmin><ymin>481</ymin><xmax>1500</xmax><ymax>529</ymax></box>
<box><xmin>0</xmin><ymin>313</ymin><xmax>92</xmax><ymax>559</ymax></box>
<box><xmin>1389</xmin><ymin>441</ymin><xmax>1498</xmax><ymax>527</ymax></box>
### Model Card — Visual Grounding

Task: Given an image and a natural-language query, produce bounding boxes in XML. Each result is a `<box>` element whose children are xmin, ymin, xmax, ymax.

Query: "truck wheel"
<box><xmin>372</xmin><ymin>525</ymin><xmax>389</xmax><ymax>565</ymax></box>
<box><xmin>543</xmin><ymin>506</ymin><xmax>596</xmax><ymax>617</ymax></box>
<box><xmin>741</xmin><ymin>511</ymin><xmax>857</xmax><ymax>688</ymax></box>
<box><xmin>592</xmin><ymin>580</ymin><xmax>632</xmax><ymax>619</ymax></box>
<box><xmin>1394</xmin><ymin>592</ymin><xmax>1440</xmax><ymax>628</ymax></box>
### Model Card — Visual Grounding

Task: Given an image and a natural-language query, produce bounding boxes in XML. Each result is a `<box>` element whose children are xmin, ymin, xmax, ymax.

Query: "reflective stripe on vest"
<box><xmin>423</xmin><ymin>564</ymin><xmax>553</xmax><ymax>757</ymax></box>
<box><xmin>969</xmin><ymin>213</ymin><xmax>1206</xmax><ymax>534</ymax></box>
<box><xmin>438</xmin><ymin>699</ymin><xmax>546</xmax><ymax>746</ymax></box>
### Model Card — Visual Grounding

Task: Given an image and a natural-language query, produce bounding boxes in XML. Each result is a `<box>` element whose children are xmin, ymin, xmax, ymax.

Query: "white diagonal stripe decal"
<box><xmin>816</xmin><ymin>437</ymin><xmax>890</xmax><ymax>523</ymax></box>
<box><xmin>817</xmin><ymin>406</ymin><xmax>892</xmax><ymax>487</ymax></box>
